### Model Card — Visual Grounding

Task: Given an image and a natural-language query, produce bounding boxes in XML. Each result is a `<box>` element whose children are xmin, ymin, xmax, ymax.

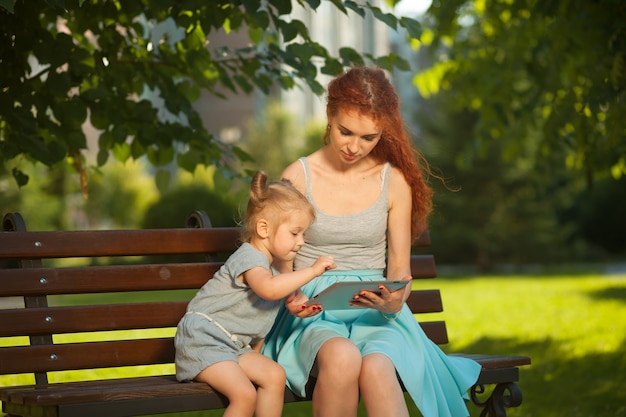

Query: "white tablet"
<box><xmin>305</xmin><ymin>280</ymin><xmax>410</xmax><ymax>310</ymax></box>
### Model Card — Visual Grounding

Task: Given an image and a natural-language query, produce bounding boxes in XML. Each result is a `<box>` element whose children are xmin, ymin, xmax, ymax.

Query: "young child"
<box><xmin>174</xmin><ymin>171</ymin><xmax>335</xmax><ymax>417</ymax></box>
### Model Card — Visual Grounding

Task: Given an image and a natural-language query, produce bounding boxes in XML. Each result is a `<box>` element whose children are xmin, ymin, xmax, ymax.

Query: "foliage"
<box><xmin>0</xmin><ymin>0</ymin><xmax>421</xmax><ymax>189</ymax></box>
<box><xmin>239</xmin><ymin>100</ymin><xmax>326</xmax><ymax>179</ymax></box>
<box><xmin>140</xmin><ymin>168</ymin><xmax>244</xmax><ymax>229</ymax></box>
<box><xmin>82</xmin><ymin>159</ymin><xmax>159</xmax><ymax>229</ymax></box>
<box><xmin>415</xmin><ymin>0</ymin><xmax>626</xmax><ymax>189</ymax></box>
<box><xmin>0</xmin><ymin>158</ymin><xmax>159</xmax><ymax>230</ymax></box>
<box><xmin>418</xmin><ymin>99</ymin><xmax>584</xmax><ymax>269</ymax></box>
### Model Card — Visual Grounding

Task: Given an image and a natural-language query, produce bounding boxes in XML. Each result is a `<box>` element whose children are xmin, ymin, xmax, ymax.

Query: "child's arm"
<box><xmin>244</xmin><ymin>255</ymin><xmax>335</xmax><ymax>300</ymax></box>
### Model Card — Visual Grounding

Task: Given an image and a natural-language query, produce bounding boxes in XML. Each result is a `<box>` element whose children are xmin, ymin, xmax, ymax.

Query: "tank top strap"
<box><xmin>299</xmin><ymin>156</ymin><xmax>391</xmax><ymax>198</ymax></box>
<box><xmin>298</xmin><ymin>157</ymin><xmax>311</xmax><ymax>197</ymax></box>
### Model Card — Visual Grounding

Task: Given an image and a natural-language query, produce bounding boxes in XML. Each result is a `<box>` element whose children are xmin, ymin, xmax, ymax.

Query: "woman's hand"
<box><xmin>349</xmin><ymin>275</ymin><xmax>412</xmax><ymax>314</ymax></box>
<box><xmin>286</xmin><ymin>290</ymin><xmax>322</xmax><ymax>318</ymax></box>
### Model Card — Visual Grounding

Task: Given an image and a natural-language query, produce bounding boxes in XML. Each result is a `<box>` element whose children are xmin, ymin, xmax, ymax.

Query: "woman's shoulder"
<box><xmin>388</xmin><ymin>165</ymin><xmax>410</xmax><ymax>194</ymax></box>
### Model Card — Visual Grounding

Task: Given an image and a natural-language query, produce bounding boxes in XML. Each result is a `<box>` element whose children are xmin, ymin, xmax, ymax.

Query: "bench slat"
<box><xmin>0</xmin><ymin>319</ymin><xmax>450</xmax><ymax>375</ymax></box>
<box><xmin>0</xmin><ymin>263</ymin><xmax>220</xmax><ymax>297</ymax></box>
<box><xmin>406</xmin><ymin>289</ymin><xmax>443</xmax><ymax>313</ymax></box>
<box><xmin>0</xmin><ymin>228</ymin><xmax>241</xmax><ymax>259</ymax></box>
<box><xmin>409</xmin><ymin>255</ymin><xmax>437</xmax><ymax>278</ymax></box>
<box><xmin>0</xmin><ymin>338</ymin><xmax>175</xmax><ymax>374</ymax></box>
<box><xmin>1</xmin><ymin>293</ymin><xmax>446</xmax><ymax>337</ymax></box>
<box><xmin>419</xmin><ymin>321</ymin><xmax>448</xmax><ymax>344</ymax></box>
<box><xmin>0</xmin><ymin>302</ymin><xmax>187</xmax><ymax>337</ymax></box>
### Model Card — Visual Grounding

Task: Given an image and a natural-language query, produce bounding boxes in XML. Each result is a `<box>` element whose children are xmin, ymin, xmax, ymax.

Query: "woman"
<box><xmin>262</xmin><ymin>67</ymin><xmax>480</xmax><ymax>417</ymax></box>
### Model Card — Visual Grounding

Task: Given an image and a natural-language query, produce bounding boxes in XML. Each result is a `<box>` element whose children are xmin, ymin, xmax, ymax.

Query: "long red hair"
<box><xmin>324</xmin><ymin>67</ymin><xmax>433</xmax><ymax>241</ymax></box>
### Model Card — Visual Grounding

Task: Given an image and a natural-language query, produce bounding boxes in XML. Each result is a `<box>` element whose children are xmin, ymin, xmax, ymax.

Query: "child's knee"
<box><xmin>267</xmin><ymin>362</ymin><xmax>287</xmax><ymax>387</ymax></box>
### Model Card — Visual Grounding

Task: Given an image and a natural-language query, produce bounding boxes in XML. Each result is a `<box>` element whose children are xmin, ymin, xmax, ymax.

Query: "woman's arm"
<box><xmin>352</xmin><ymin>167</ymin><xmax>413</xmax><ymax>313</ymax></box>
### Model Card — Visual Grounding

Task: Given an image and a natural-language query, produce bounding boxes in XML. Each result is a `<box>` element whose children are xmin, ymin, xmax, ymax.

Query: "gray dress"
<box><xmin>175</xmin><ymin>242</ymin><xmax>282</xmax><ymax>381</ymax></box>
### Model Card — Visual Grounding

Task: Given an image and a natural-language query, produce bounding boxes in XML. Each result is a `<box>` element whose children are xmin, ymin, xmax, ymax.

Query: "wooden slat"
<box><xmin>453</xmin><ymin>353</ymin><xmax>532</xmax><ymax>369</ymax></box>
<box><xmin>0</xmin><ymin>338</ymin><xmax>175</xmax><ymax>374</ymax></box>
<box><xmin>419</xmin><ymin>321</ymin><xmax>448</xmax><ymax>345</ymax></box>
<box><xmin>410</xmin><ymin>255</ymin><xmax>437</xmax><ymax>278</ymax></box>
<box><xmin>0</xmin><ymin>263</ymin><xmax>221</xmax><ymax>297</ymax></box>
<box><xmin>412</xmin><ymin>230</ymin><xmax>431</xmax><ymax>247</ymax></box>
<box><xmin>0</xmin><ymin>302</ymin><xmax>188</xmax><ymax>337</ymax></box>
<box><xmin>2</xmin><ymin>375</ymin><xmax>223</xmax><ymax>407</ymax></box>
<box><xmin>406</xmin><ymin>289</ymin><xmax>443</xmax><ymax>314</ymax></box>
<box><xmin>0</xmin><ymin>228</ymin><xmax>241</xmax><ymax>259</ymax></box>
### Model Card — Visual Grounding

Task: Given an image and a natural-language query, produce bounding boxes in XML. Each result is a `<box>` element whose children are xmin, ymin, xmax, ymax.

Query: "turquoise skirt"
<box><xmin>262</xmin><ymin>270</ymin><xmax>481</xmax><ymax>417</ymax></box>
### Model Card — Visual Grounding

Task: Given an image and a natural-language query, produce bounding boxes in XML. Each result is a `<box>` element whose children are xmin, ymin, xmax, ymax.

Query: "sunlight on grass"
<box><xmin>2</xmin><ymin>273</ymin><xmax>625</xmax><ymax>417</ymax></box>
<box><xmin>430</xmin><ymin>273</ymin><xmax>626</xmax><ymax>417</ymax></box>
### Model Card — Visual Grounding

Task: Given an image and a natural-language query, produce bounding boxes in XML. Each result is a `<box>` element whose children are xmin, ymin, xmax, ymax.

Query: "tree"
<box><xmin>416</xmin><ymin>0</ymin><xmax>626</xmax><ymax>190</ymax></box>
<box><xmin>0</xmin><ymin>0</ymin><xmax>421</xmax><ymax>189</ymax></box>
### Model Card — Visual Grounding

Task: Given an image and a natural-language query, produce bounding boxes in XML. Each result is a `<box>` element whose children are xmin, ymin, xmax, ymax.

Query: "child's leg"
<box><xmin>239</xmin><ymin>351</ymin><xmax>286</xmax><ymax>417</ymax></box>
<box><xmin>195</xmin><ymin>361</ymin><xmax>257</xmax><ymax>417</ymax></box>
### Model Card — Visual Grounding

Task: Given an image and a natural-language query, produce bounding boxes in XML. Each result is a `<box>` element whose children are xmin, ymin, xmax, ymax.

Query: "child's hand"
<box><xmin>311</xmin><ymin>255</ymin><xmax>336</xmax><ymax>276</ymax></box>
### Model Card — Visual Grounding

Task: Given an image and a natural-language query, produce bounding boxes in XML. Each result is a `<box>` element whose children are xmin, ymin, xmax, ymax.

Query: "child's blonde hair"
<box><xmin>240</xmin><ymin>171</ymin><xmax>315</xmax><ymax>243</ymax></box>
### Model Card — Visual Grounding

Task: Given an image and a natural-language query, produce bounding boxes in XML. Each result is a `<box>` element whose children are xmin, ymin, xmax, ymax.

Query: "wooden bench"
<box><xmin>0</xmin><ymin>210</ymin><xmax>530</xmax><ymax>417</ymax></box>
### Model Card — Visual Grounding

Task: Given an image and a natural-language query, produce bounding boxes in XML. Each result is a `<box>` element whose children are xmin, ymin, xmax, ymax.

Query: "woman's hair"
<box><xmin>323</xmin><ymin>66</ymin><xmax>433</xmax><ymax>242</ymax></box>
<box><xmin>240</xmin><ymin>171</ymin><xmax>315</xmax><ymax>243</ymax></box>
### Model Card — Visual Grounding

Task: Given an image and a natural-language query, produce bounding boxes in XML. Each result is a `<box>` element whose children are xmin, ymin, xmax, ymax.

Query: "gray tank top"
<box><xmin>294</xmin><ymin>157</ymin><xmax>390</xmax><ymax>271</ymax></box>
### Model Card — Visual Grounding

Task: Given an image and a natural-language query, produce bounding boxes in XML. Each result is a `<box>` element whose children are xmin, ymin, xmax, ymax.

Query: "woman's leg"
<box><xmin>195</xmin><ymin>361</ymin><xmax>257</xmax><ymax>417</ymax></box>
<box><xmin>360</xmin><ymin>353</ymin><xmax>409</xmax><ymax>417</ymax></box>
<box><xmin>312</xmin><ymin>337</ymin><xmax>362</xmax><ymax>417</ymax></box>
<box><xmin>239</xmin><ymin>351</ymin><xmax>287</xmax><ymax>417</ymax></box>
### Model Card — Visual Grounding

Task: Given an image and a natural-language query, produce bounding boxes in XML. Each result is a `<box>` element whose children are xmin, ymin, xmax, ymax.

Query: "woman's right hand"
<box><xmin>286</xmin><ymin>290</ymin><xmax>322</xmax><ymax>318</ymax></box>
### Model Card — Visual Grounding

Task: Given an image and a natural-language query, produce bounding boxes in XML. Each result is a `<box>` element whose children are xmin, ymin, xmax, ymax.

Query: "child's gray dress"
<box><xmin>175</xmin><ymin>242</ymin><xmax>281</xmax><ymax>381</ymax></box>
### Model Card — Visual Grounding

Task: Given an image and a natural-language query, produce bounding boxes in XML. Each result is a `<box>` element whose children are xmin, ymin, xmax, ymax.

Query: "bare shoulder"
<box><xmin>388</xmin><ymin>166</ymin><xmax>411</xmax><ymax>208</ymax></box>
<box><xmin>388</xmin><ymin>166</ymin><xmax>410</xmax><ymax>193</ymax></box>
<box><xmin>281</xmin><ymin>159</ymin><xmax>306</xmax><ymax>193</ymax></box>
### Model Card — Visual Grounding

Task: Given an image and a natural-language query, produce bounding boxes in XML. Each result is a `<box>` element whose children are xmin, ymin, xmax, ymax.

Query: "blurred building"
<box><xmin>195</xmin><ymin>0</ymin><xmax>392</xmax><ymax>147</ymax></box>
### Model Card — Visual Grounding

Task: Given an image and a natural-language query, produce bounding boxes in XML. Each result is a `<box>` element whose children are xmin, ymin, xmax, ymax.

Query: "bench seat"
<box><xmin>0</xmin><ymin>211</ymin><xmax>530</xmax><ymax>417</ymax></box>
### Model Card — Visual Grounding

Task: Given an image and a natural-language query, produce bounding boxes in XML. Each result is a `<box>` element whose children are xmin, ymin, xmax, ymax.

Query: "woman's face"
<box><xmin>328</xmin><ymin>109</ymin><xmax>382</xmax><ymax>165</ymax></box>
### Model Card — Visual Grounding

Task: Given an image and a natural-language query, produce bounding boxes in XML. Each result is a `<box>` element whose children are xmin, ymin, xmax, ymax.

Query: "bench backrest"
<box><xmin>0</xmin><ymin>211</ymin><xmax>446</xmax><ymax>385</ymax></box>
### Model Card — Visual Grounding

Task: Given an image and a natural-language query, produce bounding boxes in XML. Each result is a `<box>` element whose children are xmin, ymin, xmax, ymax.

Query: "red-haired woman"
<box><xmin>262</xmin><ymin>67</ymin><xmax>480</xmax><ymax>417</ymax></box>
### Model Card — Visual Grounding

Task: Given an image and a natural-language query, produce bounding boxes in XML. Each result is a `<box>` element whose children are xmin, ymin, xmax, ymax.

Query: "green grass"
<box><xmin>2</xmin><ymin>272</ymin><xmax>625</xmax><ymax>417</ymax></box>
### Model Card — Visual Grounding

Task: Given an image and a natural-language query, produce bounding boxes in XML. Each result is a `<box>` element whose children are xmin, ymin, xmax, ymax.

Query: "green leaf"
<box><xmin>344</xmin><ymin>1</ymin><xmax>365</xmax><ymax>18</ymax></box>
<box><xmin>241</xmin><ymin>0</ymin><xmax>262</xmax><ymax>14</ymax></box>
<box><xmin>375</xmin><ymin>53</ymin><xmax>410</xmax><ymax>72</ymax></box>
<box><xmin>155</xmin><ymin>169</ymin><xmax>171</xmax><ymax>193</ymax></box>
<box><xmin>54</xmin><ymin>99</ymin><xmax>87</xmax><ymax>130</ymax></box>
<box><xmin>96</xmin><ymin>149</ymin><xmax>109</xmax><ymax>167</ymax></box>
<box><xmin>286</xmin><ymin>42</ymin><xmax>315</xmax><ymax>62</ymax></box>
<box><xmin>147</xmin><ymin>146</ymin><xmax>175</xmax><ymax>166</ymax></box>
<box><xmin>248</xmin><ymin>26</ymin><xmax>264</xmax><ymax>45</ymax></box>
<box><xmin>270</xmin><ymin>0</ymin><xmax>292</xmax><ymax>15</ymax></box>
<box><xmin>303</xmin><ymin>0</ymin><xmax>321</xmax><ymax>9</ymax></box>
<box><xmin>369</xmin><ymin>6</ymin><xmax>397</xmax><ymax>30</ymax></box>
<box><xmin>400</xmin><ymin>17</ymin><xmax>422</xmax><ymax>40</ymax></box>
<box><xmin>112</xmin><ymin>142</ymin><xmax>131</xmax><ymax>162</ymax></box>
<box><xmin>12</xmin><ymin>168</ymin><xmax>29</xmax><ymax>187</ymax></box>
<box><xmin>177</xmin><ymin>150</ymin><xmax>203</xmax><ymax>173</ymax></box>
<box><xmin>326</xmin><ymin>0</ymin><xmax>347</xmax><ymax>14</ymax></box>
<box><xmin>66</xmin><ymin>130</ymin><xmax>87</xmax><ymax>150</ymax></box>
<box><xmin>321</xmin><ymin>57</ymin><xmax>344</xmax><ymax>76</ymax></box>
<box><xmin>339</xmin><ymin>47</ymin><xmax>364</xmax><ymax>66</ymax></box>
<box><xmin>279</xmin><ymin>19</ymin><xmax>309</xmax><ymax>42</ymax></box>
<box><xmin>130</xmin><ymin>138</ymin><xmax>146</xmax><ymax>159</ymax></box>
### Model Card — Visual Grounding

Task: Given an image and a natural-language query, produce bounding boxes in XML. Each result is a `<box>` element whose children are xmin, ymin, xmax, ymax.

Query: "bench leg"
<box><xmin>470</xmin><ymin>382</ymin><xmax>523</xmax><ymax>417</ymax></box>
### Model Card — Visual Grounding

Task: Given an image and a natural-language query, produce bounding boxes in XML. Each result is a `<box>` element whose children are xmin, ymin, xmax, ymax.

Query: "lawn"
<box><xmin>2</xmin><ymin>271</ymin><xmax>625</xmax><ymax>417</ymax></box>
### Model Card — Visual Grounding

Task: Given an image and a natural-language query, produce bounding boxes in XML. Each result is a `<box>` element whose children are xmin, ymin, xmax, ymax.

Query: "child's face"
<box><xmin>268</xmin><ymin>210</ymin><xmax>312</xmax><ymax>262</ymax></box>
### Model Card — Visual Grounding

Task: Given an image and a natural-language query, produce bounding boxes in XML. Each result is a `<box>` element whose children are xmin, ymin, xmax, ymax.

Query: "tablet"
<box><xmin>305</xmin><ymin>280</ymin><xmax>410</xmax><ymax>310</ymax></box>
